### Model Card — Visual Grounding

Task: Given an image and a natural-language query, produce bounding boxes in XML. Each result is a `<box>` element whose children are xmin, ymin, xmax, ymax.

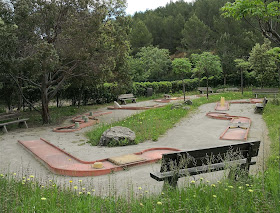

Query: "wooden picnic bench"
<box><xmin>198</xmin><ymin>87</ymin><xmax>213</xmax><ymax>94</ymax></box>
<box><xmin>118</xmin><ymin>94</ymin><xmax>137</xmax><ymax>105</ymax></box>
<box><xmin>217</xmin><ymin>88</ymin><xmax>239</xmax><ymax>93</ymax></box>
<box><xmin>255</xmin><ymin>97</ymin><xmax>268</xmax><ymax>114</ymax></box>
<box><xmin>150</xmin><ymin>141</ymin><xmax>260</xmax><ymax>188</ymax></box>
<box><xmin>252</xmin><ymin>88</ymin><xmax>279</xmax><ymax>98</ymax></box>
<box><xmin>0</xmin><ymin>112</ymin><xmax>29</xmax><ymax>133</ymax></box>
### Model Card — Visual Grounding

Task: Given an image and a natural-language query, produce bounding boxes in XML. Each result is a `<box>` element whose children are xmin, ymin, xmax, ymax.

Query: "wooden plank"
<box><xmin>0</xmin><ymin>118</ymin><xmax>29</xmax><ymax>126</ymax></box>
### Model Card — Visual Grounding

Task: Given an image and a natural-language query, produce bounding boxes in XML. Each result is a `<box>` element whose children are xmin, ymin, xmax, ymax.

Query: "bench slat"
<box><xmin>151</xmin><ymin>159</ymin><xmax>256</xmax><ymax>181</ymax></box>
<box><xmin>0</xmin><ymin>118</ymin><xmax>29</xmax><ymax>126</ymax></box>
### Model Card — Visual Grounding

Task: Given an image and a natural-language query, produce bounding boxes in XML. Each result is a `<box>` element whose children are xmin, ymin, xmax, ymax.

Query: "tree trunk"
<box><xmin>41</xmin><ymin>75</ymin><xmax>50</xmax><ymax>124</ymax></box>
<box><xmin>206</xmin><ymin>76</ymin><xmax>209</xmax><ymax>99</ymax></box>
<box><xmin>183</xmin><ymin>78</ymin><xmax>186</xmax><ymax>101</ymax></box>
<box><xmin>224</xmin><ymin>75</ymin><xmax>227</xmax><ymax>86</ymax></box>
<box><xmin>241</xmin><ymin>69</ymin><xmax>244</xmax><ymax>95</ymax></box>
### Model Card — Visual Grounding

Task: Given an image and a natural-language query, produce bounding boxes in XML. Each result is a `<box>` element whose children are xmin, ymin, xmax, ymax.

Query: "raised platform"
<box><xmin>18</xmin><ymin>138</ymin><xmax>181</xmax><ymax>177</ymax></box>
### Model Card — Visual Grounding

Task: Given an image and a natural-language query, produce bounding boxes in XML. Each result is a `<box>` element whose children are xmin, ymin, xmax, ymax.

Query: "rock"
<box><xmin>182</xmin><ymin>106</ymin><xmax>191</xmax><ymax>110</ymax></box>
<box><xmin>99</xmin><ymin>126</ymin><xmax>136</xmax><ymax>146</ymax></box>
<box><xmin>184</xmin><ymin>100</ymin><xmax>193</xmax><ymax>105</ymax></box>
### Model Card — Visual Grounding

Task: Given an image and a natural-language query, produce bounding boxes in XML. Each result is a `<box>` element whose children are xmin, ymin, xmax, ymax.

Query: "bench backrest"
<box><xmin>198</xmin><ymin>87</ymin><xmax>213</xmax><ymax>91</ymax></box>
<box><xmin>252</xmin><ymin>88</ymin><xmax>279</xmax><ymax>93</ymax></box>
<box><xmin>118</xmin><ymin>94</ymin><xmax>135</xmax><ymax>99</ymax></box>
<box><xmin>0</xmin><ymin>113</ymin><xmax>20</xmax><ymax>122</ymax></box>
<box><xmin>226</xmin><ymin>88</ymin><xmax>239</xmax><ymax>91</ymax></box>
<box><xmin>160</xmin><ymin>141</ymin><xmax>260</xmax><ymax>172</ymax></box>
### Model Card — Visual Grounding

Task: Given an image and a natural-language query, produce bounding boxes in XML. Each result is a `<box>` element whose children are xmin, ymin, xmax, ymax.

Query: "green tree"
<box><xmin>267</xmin><ymin>47</ymin><xmax>280</xmax><ymax>86</ymax></box>
<box><xmin>129</xmin><ymin>19</ymin><xmax>153</xmax><ymax>55</ymax></box>
<box><xmin>222</xmin><ymin>0</ymin><xmax>280</xmax><ymax>45</ymax></box>
<box><xmin>181</xmin><ymin>14</ymin><xmax>214</xmax><ymax>53</ymax></box>
<box><xmin>172</xmin><ymin>58</ymin><xmax>192</xmax><ymax>101</ymax></box>
<box><xmin>248</xmin><ymin>39</ymin><xmax>277</xmax><ymax>87</ymax></box>
<box><xmin>234</xmin><ymin>59</ymin><xmax>250</xmax><ymax>94</ymax></box>
<box><xmin>194</xmin><ymin>52</ymin><xmax>222</xmax><ymax>99</ymax></box>
<box><xmin>130</xmin><ymin>46</ymin><xmax>171</xmax><ymax>82</ymax></box>
<box><xmin>3</xmin><ymin>0</ymin><xmax>130</xmax><ymax>124</ymax></box>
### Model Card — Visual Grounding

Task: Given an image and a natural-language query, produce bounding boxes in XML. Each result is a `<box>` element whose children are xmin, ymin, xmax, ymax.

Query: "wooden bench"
<box><xmin>252</xmin><ymin>88</ymin><xmax>279</xmax><ymax>98</ymax></box>
<box><xmin>150</xmin><ymin>141</ymin><xmax>260</xmax><ymax>188</ymax></box>
<box><xmin>198</xmin><ymin>87</ymin><xmax>213</xmax><ymax>94</ymax></box>
<box><xmin>0</xmin><ymin>113</ymin><xmax>29</xmax><ymax>133</ymax></box>
<box><xmin>255</xmin><ymin>97</ymin><xmax>268</xmax><ymax>114</ymax></box>
<box><xmin>217</xmin><ymin>88</ymin><xmax>239</xmax><ymax>93</ymax></box>
<box><xmin>118</xmin><ymin>94</ymin><xmax>137</xmax><ymax>105</ymax></box>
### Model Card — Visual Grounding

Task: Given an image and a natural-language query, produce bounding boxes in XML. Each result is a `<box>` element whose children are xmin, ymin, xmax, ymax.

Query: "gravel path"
<box><xmin>0</xmin><ymin>97</ymin><xmax>270</xmax><ymax>196</ymax></box>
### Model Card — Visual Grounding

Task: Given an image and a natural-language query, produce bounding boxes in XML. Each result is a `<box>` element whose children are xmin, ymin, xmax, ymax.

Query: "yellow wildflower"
<box><xmin>157</xmin><ymin>201</ymin><xmax>162</xmax><ymax>205</ymax></box>
<box><xmin>213</xmin><ymin>195</ymin><xmax>217</xmax><ymax>198</ymax></box>
<box><xmin>69</xmin><ymin>180</ymin><xmax>73</xmax><ymax>183</ymax></box>
<box><xmin>79</xmin><ymin>192</ymin><xmax>82</xmax><ymax>195</ymax></box>
<box><xmin>211</xmin><ymin>184</ymin><xmax>216</xmax><ymax>187</ymax></box>
<box><xmin>74</xmin><ymin>186</ymin><xmax>78</xmax><ymax>190</ymax></box>
<box><xmin>228</xmin><ymin>186</ymin><xmax>233</xmax><ymax>189</ymax></box>
<box><xmin>248</xmin><ymin>189</ymin><xmax>254</xmax><ymax>193</ymax></box>
<box><xmin>41</xmin><ymin>197</ymin><xmax>47</xmax><ymax>201</ymax></box>
<box><xmin>30</xmin><ymin>175</ymin><xmax>34</xmax><ymax>178</ymax></box>
<box><xmin>140</xmin><ymin>203</ymin><xmax>144</xmax><ymax>206</ymax></box>
<box><xmin>87</xmin><ymin>192</ymin><xmax>91</xmax><ymax>195</ymax></box>
<box><xmin>191</xmin><ymin>180</ymin><xmax>195</xmax><ymax>184</ymax></box>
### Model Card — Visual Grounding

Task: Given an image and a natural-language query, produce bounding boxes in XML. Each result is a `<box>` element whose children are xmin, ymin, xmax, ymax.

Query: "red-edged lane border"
<box><xmin>206</xmin><ymin>112</ymin><xmax>251</xmax><ymax>141</ymax></box>
<box><xmin>107</xmin><ymin>105</ymin><xmax>165</xmax><ymax>110</ymax></box>
<box><xmin>18</xmin><ymin>138</ymin><xmax>181</xmax><ymax>177</ymax></box>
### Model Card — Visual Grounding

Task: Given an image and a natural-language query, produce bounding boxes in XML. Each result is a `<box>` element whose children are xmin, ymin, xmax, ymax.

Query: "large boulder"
<box><xmin>99</xmin><ymin>126</ymin><xmax>136</xmax><ymax>146</ymax></box>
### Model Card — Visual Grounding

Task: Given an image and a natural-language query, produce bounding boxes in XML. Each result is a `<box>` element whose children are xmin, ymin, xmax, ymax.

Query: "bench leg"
<box><xmin>18</xmin><ymin>121</ymin><xmax>28</xmax><ymax>128</ymax></box>
<box><xmin>163</xmin><ymin>176</ymin><xmax>178</xmax><ymax>190</ymax></box>
<box><xmin>1</xmin><ymin>125</ymin><xmax>8</xmax><ymax>133</ymax></box>
<box><xmin>132</xmin><ymin>99</ymin><xmax>136</xmax><ymax>103</ymax></box>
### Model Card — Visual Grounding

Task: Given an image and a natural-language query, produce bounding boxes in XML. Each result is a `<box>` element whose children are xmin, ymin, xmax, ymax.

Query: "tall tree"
<box><xmin>181</xmin><ymin>14</ymin><xmax>214</xmax><ymax>53</ymax></box>
<box><xmin>248</xmin><ymin>39</ymin><xmax>277</xmax><ymax>87</ymax></box>
<box><xmin>3</xmin><ymin>0</ymin><xmax>130</xmax><ymax>124</ymax></box>
<box><xmin>234</xmin><ymin>58</ymin><xmax>250</xmax><ymax>94</ymax></box>
<box><xmin>172</xmin><ymin>58</ymin><xmax>192</xmax><ymax>101</ymax></box>
<box><xmin>129</xmin><ymin>19</ymin><xmax>153</xmax><ymax>55</ymax></box>
<box><xmin>194</xmin><ymin>52</ymin><xmax>222</xmax><ymax>99</ymax></box>
<box><xmin>222</xmin><ymin>0</ymin><xmax>280</xmax><ymax>45</ymax></box>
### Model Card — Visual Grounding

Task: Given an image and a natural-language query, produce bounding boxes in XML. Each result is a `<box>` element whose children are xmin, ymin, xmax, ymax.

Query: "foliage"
<box><xmin>181</xmin><ymin>14</ymin><xmax>214</xmax><ymax>53</ymax></box>
<box><xmin>221</xmin><ymin>0</ymin><xmax>280</xmax><ymax>45</ymax></box>
<box><xmin>248</xmin><ymin>39</ymin><xmax>278</xmax><ymax>87</ymax></box>
<box><xmin>129</xmin><ymin>19</ymin><xmax>153</xmax><ymax>55</ymax></box>
<box><xmin>128</xmin><ymin>46</ymin><xmax>172</xmax><ymax>81</ymax></box>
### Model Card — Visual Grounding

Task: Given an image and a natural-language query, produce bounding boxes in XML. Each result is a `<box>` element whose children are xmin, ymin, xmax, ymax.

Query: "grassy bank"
<box><xmin>1</xmin><ymin>92</ymin><xmax>279</xmax><ymax>212</ymax></box>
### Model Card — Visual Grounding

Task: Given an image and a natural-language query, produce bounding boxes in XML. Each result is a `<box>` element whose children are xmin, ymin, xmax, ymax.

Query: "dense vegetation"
<box><xmin>1</xmin><ymin>0</ymin><xmax>280</xmax><ymax>124</ymax></box>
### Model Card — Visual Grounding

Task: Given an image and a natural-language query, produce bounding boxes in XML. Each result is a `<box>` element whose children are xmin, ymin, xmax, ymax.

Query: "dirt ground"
<box><xmin>0</xmin><ymin>97</ymin><xmax>270</xmax><ymax>196</ymax></box>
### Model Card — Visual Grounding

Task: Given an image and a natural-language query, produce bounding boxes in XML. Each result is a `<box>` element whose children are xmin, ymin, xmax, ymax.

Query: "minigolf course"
<box><xmin>18</xmin><ymin>138</ymin><xmax>180</xmax><ymax>177</ymax></box>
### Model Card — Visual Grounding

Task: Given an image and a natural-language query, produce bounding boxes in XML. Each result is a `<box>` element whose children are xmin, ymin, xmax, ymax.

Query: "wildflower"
<box><xmin>22</xmin><ymin>177</ymin><xmax>25</xmax><ymax>179</ymax></box>
<box><xmin>13</xmin><ymin>173</ymin><xmax>16</xmax><ymax>176</ymax></box>
<box><xmin>69</xmin><ymin>159</ymin><xmax>71</xmax><ymax>161</ymax></box>
<box><xmin>41</xmin><ymin>186</ymin><xmax>44</xmax><ymax>188</ymax></box>
<box><xmin>52</xmin><ymin>184</ymin><xmax>55</xmax><ymax>187</ymax></box>
<box><xmin>138</xmin><ymin>187</ymin><xmax>142</xmax><ymax>190</ymax></box>
<box><xmin>238</xmin><ymin>186</ymin><xmax>242</xmax><ymax>189</ymax></box>
<box><xmin>79</xmin><ymin>192</ymin><xmax>82</xmax><ymax>195</ymax></box>
<box><xmin>206</xmin><ymin>180</ymin><xmax>209</xmax><ymax>183</ymax></box>
<box><xmin>27</xmin><ymin>178</ymin><xmax>30</xmax><ymax>181</ymax></box>
<box><xmin>217</xmin><ymin>181</ymin><xmax>221</xmax><ymax>184</ymax></box>
<box><xmin>74</xmin><ymin>186</ymin><xmax>78</xmax><ymax>190</ymax></box>
<box><xmin>87</xmin><ymin>192</ymin><xmax>91</xmax><ymax>195</ymax></box>
<box><xmin>161</xmin><ymin>192</ymin><xmax>165</xmax><ymax>195</ymax></box>
<box><xmin>78</xmin><ymin>180</ymin><xmax>82</xmax><ymax>182</ymax></box>
<box><xmin>49</xmin><ymin>180</ymin><xmax>52</xmax><ymax>182</ymax></box>
<box><xmin>145</xmin><ymin>190</ymin><xmax>148</xmax><ymax>193</ymax></box>
<box><xmin>92</xmin><ymin>189</ymin><xmax>95</xmax><ymax>192</ymax></box>
<box><xmin>140</xmin><ymin>203</ymin><xmax>144</xmax><ymax>206</ymax></box>
<box><xmin>157</xmin><ymin>201</ymin><xmax>162</xmax><ymax>205</ymax></box>
<box><xmin>30</xmin><ymin>175</ymin><xmax>34</xmax><ymax>178</ymax></box>
<box><xmin>213</xmin><ymin>195</ymin><xmax>217</xmax><ymax>198</ymax></box>
<box><xmin>225</xmin><ymin>189</ymin><xmax>228</xmax><ymax>191</ymax></box>
<box><xmin>248</xmin><ymin>189</ymin><xmax>254</xmax><ymax>193</ymax></box>
<box><xmin>200</xmin><ymin>177</ymin><xmax>203</xmax><ymax>181</ymax></box>
<box><xmin>69</xmin><ymin>180</ymin><xmax>73</xmax><ymax>183</ymax></box>
<box><xmin>0</xmin><ymin>174</ymin><xmax>4</xmax><ymax>177</ymax></box>
<box><xmin>41</xmin><ymin>197</ymin><xmax>47</xmax><ymax>201</ymax></box>
<box><xmin>82</xmin><ymin>188</ymin><xmax>86</xmax><ymax>191</ymax></box>
<box><xmin>211</xmin><ymin>184</ymin><xmax>216</xmax><ymax>187</ymax></box>
<box><xmin>191</xmin><ymin>180</ymin><xmax>195</xmax><ymax>184</ymax></box>
<box><xmin>228</xmin><ymin>186</ymin><xmax>233</xmax><ymax>189</ymax></box>
<box><xmin>193</xmin><ymin>195</ymin><xmax>196</xmax><ymax>198</ymax></box>
<box><xmin>246</xmin><ymin>184</ymin><xmax>250</xmax><ymax>187</ymax></box>
<box><xmin>22</xmin><ymin>181</ymin><xmax>25</xmax><ymax>185</ymax></box>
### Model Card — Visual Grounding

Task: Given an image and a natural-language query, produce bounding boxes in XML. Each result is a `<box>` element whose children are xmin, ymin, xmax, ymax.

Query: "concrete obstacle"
<box><xmin>114</xmin><ymin>101</ymin><xmax>122</xmax><ymax>109</ymax></box>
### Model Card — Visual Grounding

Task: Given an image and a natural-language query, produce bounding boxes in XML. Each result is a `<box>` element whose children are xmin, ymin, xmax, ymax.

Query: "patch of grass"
<box><xmin>86</xmin><ymin>91</ymin><xmax>252</xmax><ymax>146</ymax></box>
<box><xmin>86</xmin><ymin>104</ymin><xmax>189</xmax><ymax>146</ymax></box>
